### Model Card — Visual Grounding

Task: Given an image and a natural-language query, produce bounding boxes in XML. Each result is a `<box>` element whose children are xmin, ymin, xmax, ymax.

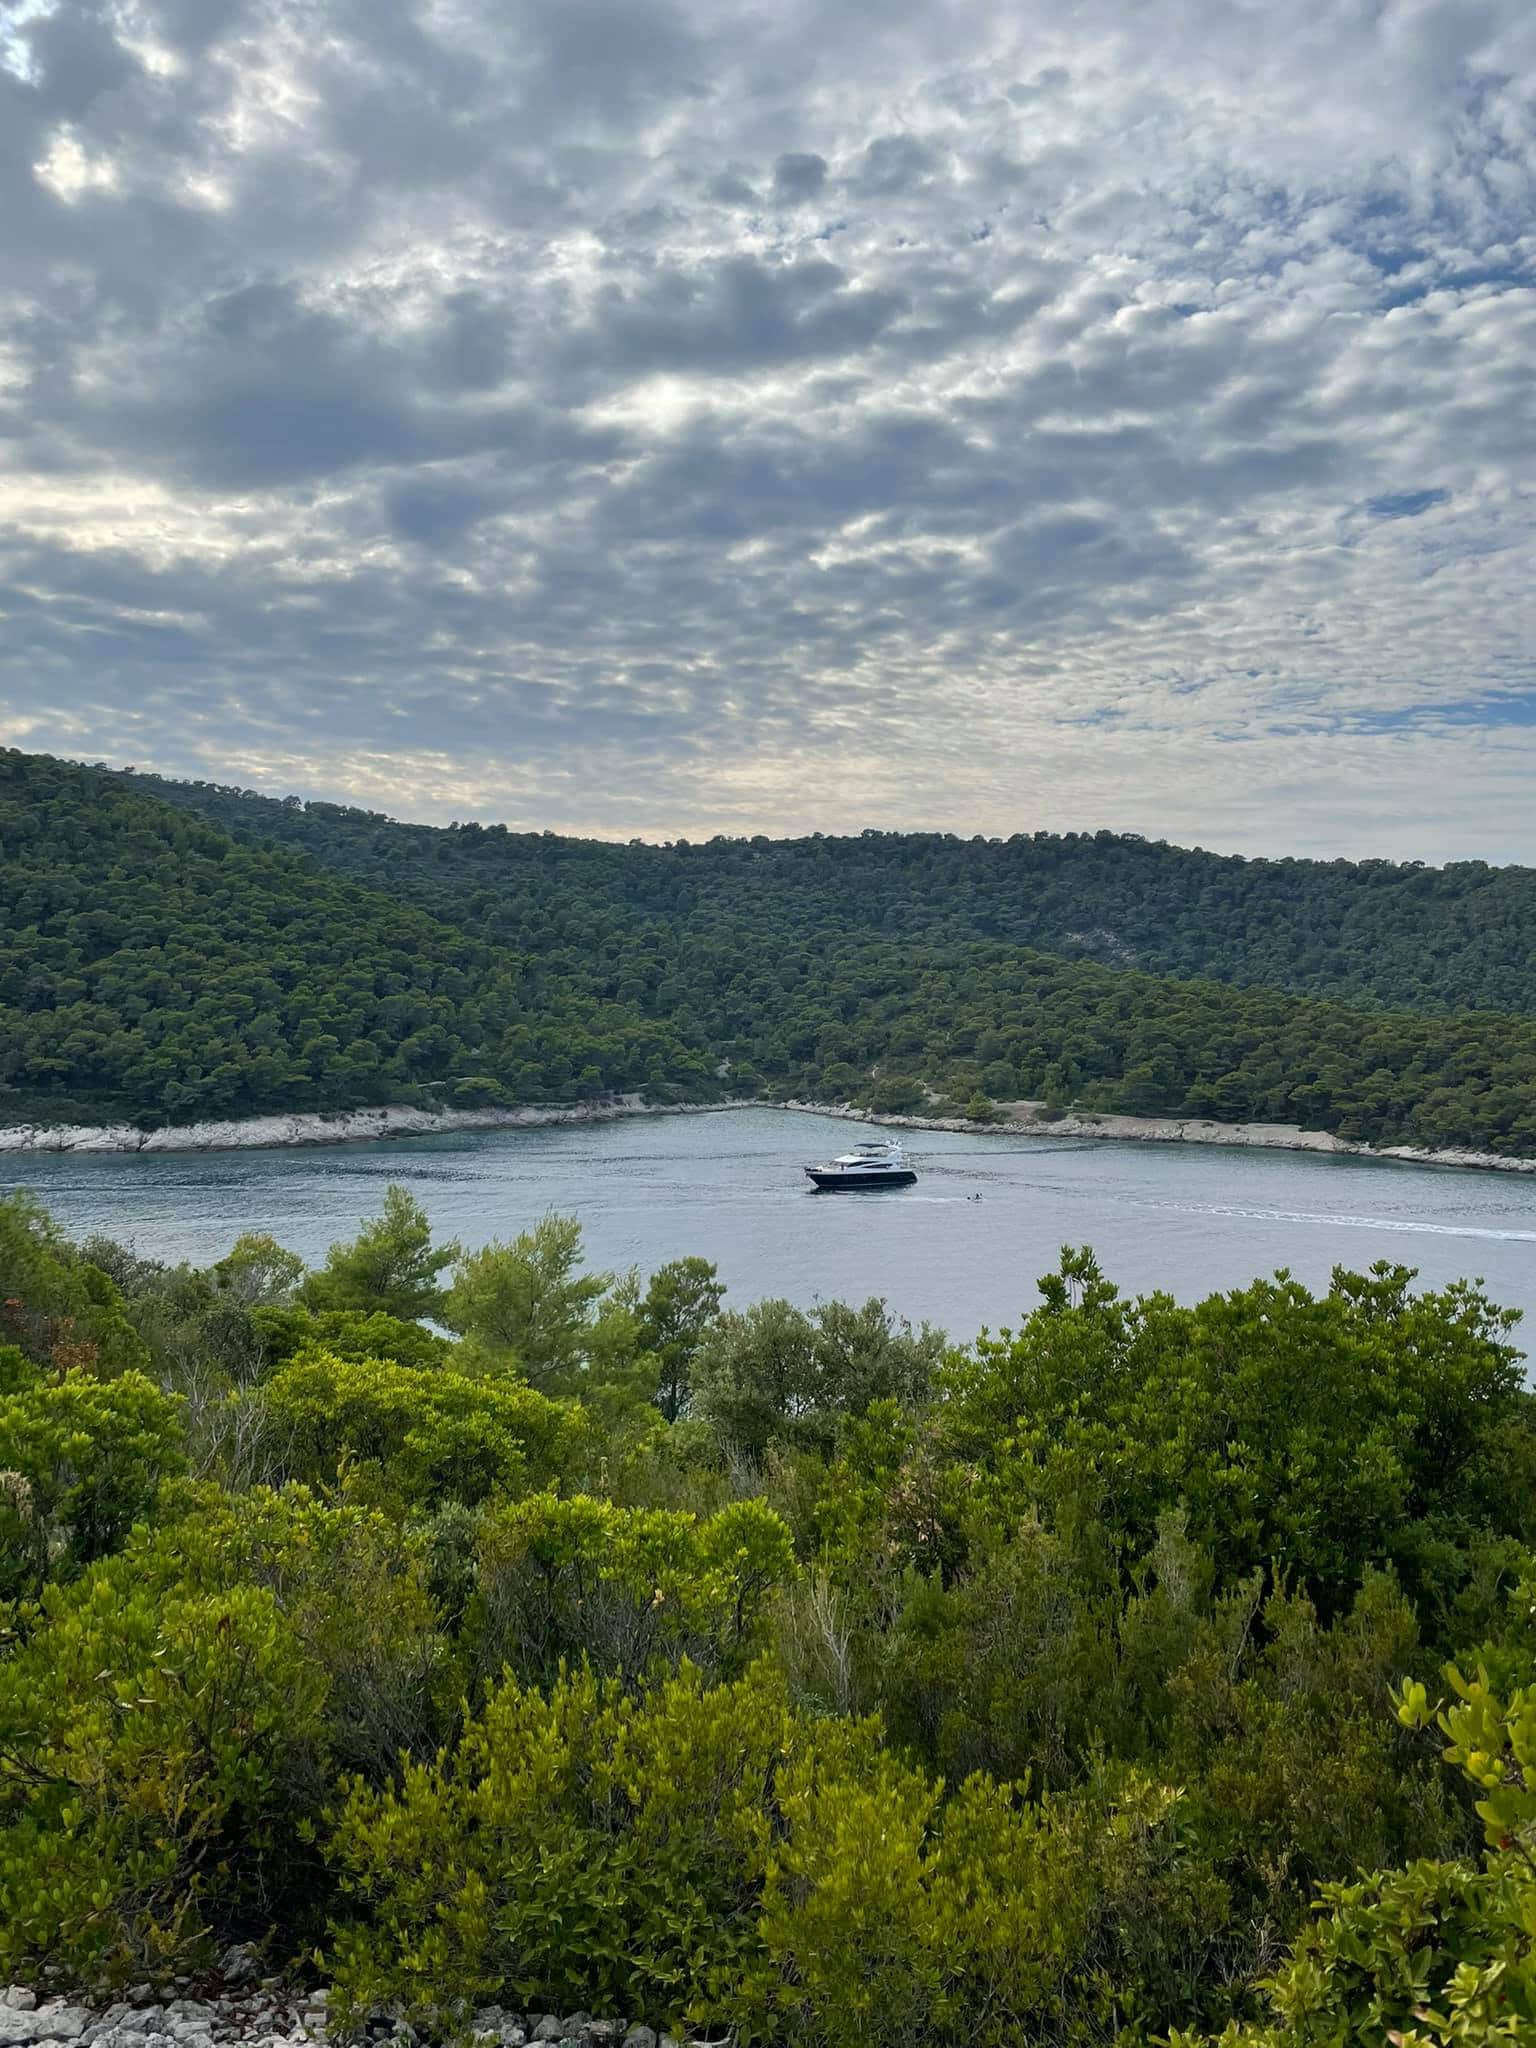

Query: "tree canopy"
<box><xmin>5</xmin><ymin>748</ymin><xmax>1536</xmax><ymax>1157</ymax></box>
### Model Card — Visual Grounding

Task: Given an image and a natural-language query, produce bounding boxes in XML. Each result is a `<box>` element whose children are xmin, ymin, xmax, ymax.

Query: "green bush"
<box><xmin>103</xmin><ymin>1484</ymin><xmax>453</xmax><ymax>1782</ymax></box>
<box><xmin>327</xmin><ymin>1662</ymin><xmax>825</xmax><ymax>2030</ymax></box>
<box><xmin>467</xmin><ymin>1493</ymin><xmax>796</xmax><ymax>1685</ymax></box>
<box><xmin>0</xmin><ymin>1193</ymin><xmax>150</xmax><ymax>1378</ymax></box>
<box><xmin>0</xmin><ymin>1360</ymin><xmax>184</xmax><ymax>1599</ymax></box>
<box><xmin>0</xmin><ymin>1568</ymin><xmax>328</xmax><ymax>1983</ymax></box>
<box><xmin>1170</xmin><ymin>1662</ymin><xmax>1536</xmax><ymax>2045</ymax></box>
<box><xmin>327</xmin><ymin>1658</ymin><xmax>1202</xmax><ymax>2046</ymax></box>
<box><xmin>260</xmin><ymin>1349</ymin><xmax>583</xmax><ymax>1506</ymax></box>
<box><xmin>250</xmin><ymin>1304</ymin><xmax>452</xmax><ymax>1373</ymax></box>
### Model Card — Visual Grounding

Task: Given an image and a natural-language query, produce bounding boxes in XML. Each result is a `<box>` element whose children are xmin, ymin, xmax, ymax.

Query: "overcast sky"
<box><xmin>2</xmin><ymin>0</ymin><xmax>1534</xmax><ymax>859</ymax></box>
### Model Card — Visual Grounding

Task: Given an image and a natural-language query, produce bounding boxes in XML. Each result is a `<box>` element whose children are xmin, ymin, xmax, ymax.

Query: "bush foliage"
<box><xmin>2</xmin><ymin>1183</ymin><xmax>1536</xmax><ymax>2042</ymax></box>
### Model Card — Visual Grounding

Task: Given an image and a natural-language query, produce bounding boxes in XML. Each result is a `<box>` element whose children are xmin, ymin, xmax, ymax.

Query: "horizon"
<box><xmin>3</xmin><ymin>0</ymin><xmax>1534</xmax><ymax>860</ymax></box>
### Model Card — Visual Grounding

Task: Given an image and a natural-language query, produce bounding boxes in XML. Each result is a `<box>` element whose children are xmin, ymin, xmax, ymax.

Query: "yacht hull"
<box><xmin>805</xmin><ymin>1167</ymin><xmax>918</xmax><ymax>1190</ymax></box>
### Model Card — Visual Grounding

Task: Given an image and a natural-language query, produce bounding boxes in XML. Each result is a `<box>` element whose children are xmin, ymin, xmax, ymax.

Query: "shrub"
<box><xmin>327</xmin><ymin>1662</ymin><xmax>826</xmax><ymax>2030</ymax></box>
<box><xmin>326</xmin><ymin>1658</ymin><xmax>1199</xmax><ymax>2046</ymax></box>
<box><xmin>467</xmin><ymin>1493</ymin><xmax>796</xmax><ymax>1685</ymax></box>
<box><xmin>249</xmin><ymin>1304</ymin><xmax>452</xmax><ymax>1373</ymax></box>
<box><xmin>105</xmin><ymin>1484</ymin><xmax>452</xmax><ymax>1783</ymax></box>
<box><xmin>0</xmin><ymin>1570</ymin><xmax>328</xmax><ymax>1983</ymax></box>
<box><xmin>260</xmin><ymin>1350</ymin><xmax>583</xmax><ymax>1506</ymax></box>
<box><xmin>0</xmin><ymin>1192</ymin><xmax>150</xmax><ymax>1378</ymax></box>
<box><xmin>693</xmin><ymin>1299</ymin><xmax>946</xmax><ymax>1464</ymax></box>
<box><xmin>0</xmin><ymin>1361</ymin><xmax>185</xmax><ymax>1599</ymax></box>
<box><xmin>758</xmin><ymin>1761</ymin><xmax>1191</xmax><ymax>2048</ymax></box>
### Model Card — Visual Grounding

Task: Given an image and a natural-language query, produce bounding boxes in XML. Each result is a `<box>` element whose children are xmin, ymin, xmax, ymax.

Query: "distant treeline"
<box><xmin>3</xmin><ymin>748</ymin><xmax>1536</xmax><ymax>1156</ymax></box>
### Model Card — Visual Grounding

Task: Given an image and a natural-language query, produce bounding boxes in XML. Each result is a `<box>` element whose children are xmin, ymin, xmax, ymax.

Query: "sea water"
<box><xmin>8</xmin><ymin>1108</ymin><xmax>1536</xmax><ymax>1349</ymax></box>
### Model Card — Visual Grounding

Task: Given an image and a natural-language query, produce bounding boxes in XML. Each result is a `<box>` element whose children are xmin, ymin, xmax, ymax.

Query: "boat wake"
<box><xmin>1152</xmin><ymin>1201</ymin><xmax>1536</xmax><ymax>1243</ymax></box>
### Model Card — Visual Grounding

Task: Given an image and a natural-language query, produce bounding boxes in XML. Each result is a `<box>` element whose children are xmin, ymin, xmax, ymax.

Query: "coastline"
<box><xmin>781</xmin><ymin>1100</ymin><xmax>1536</xmax><ymax>1176</ymax></box>
<box><xmin>0</xmin><ymin>1096</ymin><xmax>749</xmax><ymax>1155</ymax></box>
<box><xmin>1</xmin><ymin>1094</ymin><xmax>1534</xmax><ymax>1176</ymax></box>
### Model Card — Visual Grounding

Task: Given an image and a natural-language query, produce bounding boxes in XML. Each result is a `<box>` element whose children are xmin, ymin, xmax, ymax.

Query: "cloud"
<box><xmin>772</xmin><ymin>150</ymin><xmax>828</xmax><ymax>202</ymax></box>
<box><xmin>0</xmin><ymin>0</ymin><xmax>1534</xmax><ymax>859</ymax></box>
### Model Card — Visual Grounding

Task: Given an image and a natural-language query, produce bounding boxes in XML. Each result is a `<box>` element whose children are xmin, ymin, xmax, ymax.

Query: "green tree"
<box><xmin>693</xmin><ymin>1298</ymin><xmax>946</xmax><ymax>1462</ymax></box>
<box><xmin>637</xmin><ymin>1257</ymin><xmax>726</xmax><ymax>1422</ymax></box>
<box><xmin>299</xmin><ymin>1187</ymin><xmax>458</xmax><ymax>1323</ymax></box>
<box><xmin>442</xmin><ymin>1214</ymin><xmax>610</xmax><ymax>1389</ymax></box>
<box><xmin>0</xmin><ymin>1193</ymin><xmax>149</xmax><ymax>1378</ymax></box>
<box><xmin>210</xmin><ymin>1231</ymin><xmax>305</xmax><ymax>1306</ymax></box>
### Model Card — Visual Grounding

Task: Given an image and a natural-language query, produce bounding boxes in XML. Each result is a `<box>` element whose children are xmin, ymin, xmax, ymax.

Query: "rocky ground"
<box><xmin>1</xmin><ymin>1975</ymin><xmax>713</xmax><ymax>2048</ymax></box>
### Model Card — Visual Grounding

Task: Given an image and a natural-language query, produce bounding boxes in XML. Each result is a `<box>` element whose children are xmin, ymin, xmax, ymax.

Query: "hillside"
<box><xmin>121</xmin><ymin>764</ymin><xmax>1536</xmax><ymax>1014</ymax></box>
<box><xmin>4</xmin><ymin>748</ymin><xmax>1536</xmax><ymax>1157</ymax></box>
<box><xmin>0</xmin><ymin>750</ymin><xmax>705</xmax><ymax>1122</ymax></box>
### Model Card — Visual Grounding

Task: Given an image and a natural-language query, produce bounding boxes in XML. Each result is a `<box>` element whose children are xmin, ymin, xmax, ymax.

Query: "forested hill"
<box><xmin>4</xmin><ymin>746</ymin><xmax>1536</xmax><ymax>1157</ymax></box>
<box><xmin>119</xmin><ymin>761</ymin><xmax>1536</xmax><ymax>1015</ymax></box>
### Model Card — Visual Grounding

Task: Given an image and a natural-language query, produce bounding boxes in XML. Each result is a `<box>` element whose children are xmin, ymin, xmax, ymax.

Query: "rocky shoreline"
<box><xmin>782</xmin><ymin>1100</ymin><xmax>1536</xmax><ymax>1176</ymax></box>
<box><xmin>1</xmin><ymin>1983</ymin><xmax>707</xmax><ymax>2048</ymax></box>
<box><xmin>0</xmin><ymin>1094</ymin><xmax>1531</xmax><ymax>1177</ymax></box>
<box><xmin>0</xmin><ymin>1097</ymin><xmax>750</xmax><ymax>1156</ymax></box>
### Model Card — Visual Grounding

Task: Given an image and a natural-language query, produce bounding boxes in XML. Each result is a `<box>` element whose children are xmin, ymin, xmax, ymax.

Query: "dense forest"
<box><xmin>3</xmin><ymin>1184</ymin><xmax>1536</xmax><ymax>2041</ymax></box>
<box><xmin>119</xmin><ymin>760</ymin><xmax>1536</xmax><ymax>1015</ymax></box>
<box><xmin>4</xmin><ymin>749</ymin><xmax>1536</xmax><ymax>1156</ymax></box>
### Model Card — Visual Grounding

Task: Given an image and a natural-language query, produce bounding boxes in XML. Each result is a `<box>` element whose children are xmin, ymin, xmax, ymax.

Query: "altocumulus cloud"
<box><xmin>1</xmin><ymin>0</ymin><xmax>1534</xmax><ymax>857</ymax></box>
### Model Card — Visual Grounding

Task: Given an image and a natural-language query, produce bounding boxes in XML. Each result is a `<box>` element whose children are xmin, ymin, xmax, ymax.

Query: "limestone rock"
<box><xmin>0</xmin><ymin>2005</ymin><xmax>94</xmax><ymax>2046</ymax></box>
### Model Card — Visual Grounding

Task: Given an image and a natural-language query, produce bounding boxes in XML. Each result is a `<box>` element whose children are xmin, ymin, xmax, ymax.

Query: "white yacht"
<box><xmin>804</xmin><ymin>1138</ymin><xmax>918</xmax><ymax>1191</ymax></box>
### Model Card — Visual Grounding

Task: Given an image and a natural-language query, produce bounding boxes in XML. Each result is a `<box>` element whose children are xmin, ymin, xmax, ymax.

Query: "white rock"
<box><xmin>0</xmin><ymin>2006</ymin><xmax>94</xmax><ymax>2046</ymax></box>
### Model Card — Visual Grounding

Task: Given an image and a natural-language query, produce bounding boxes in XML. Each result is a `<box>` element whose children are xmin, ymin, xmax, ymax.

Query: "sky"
<box><xmin>1</xmin><ymin>0</ymin><xmax>1534</xmax><ymax>861</ymax></box>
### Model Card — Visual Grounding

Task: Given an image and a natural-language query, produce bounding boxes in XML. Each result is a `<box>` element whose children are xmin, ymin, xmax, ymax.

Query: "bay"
<box><xmin>8</xmin><ymin>1108</ymin><xmax>1536</xmax><ymax>1348</ymax></box>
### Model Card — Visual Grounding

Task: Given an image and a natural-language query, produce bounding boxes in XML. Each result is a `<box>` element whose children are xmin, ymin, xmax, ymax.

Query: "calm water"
<box><xmin>7</xmin><ymin>1109</ymin><xmax>1536</xmax><ymax>1348</ymax></box>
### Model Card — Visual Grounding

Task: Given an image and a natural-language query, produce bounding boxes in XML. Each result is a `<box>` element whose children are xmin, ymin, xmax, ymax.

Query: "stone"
<box><xmin>585</xmin><ymin>2027</ymin><xmax>623</xmax><ymax>2046</ymax></box>
<box><xmin>532</xmin><ymin>2025</ymin><xmax>563</xmax><ymax>2046</ymax></box>
<box><xmin>622</xmin><ymin>2031</ymin><xmax>657</xmax><ymax>2048</ymax></box>
<box><xmin>0</xmin><ymin>2006</ymin><xmax>94</xmax><ymax>2046</ymax></box>
<box><xmin>220</xmin><ymin>1950</ymin><xmax>262</xmax><ymax>1992</ymax></box>
<box><xmin>2</xmin><ymin>2001</ymin><xmax>37</xmax><ymax>2017</ymax></box>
